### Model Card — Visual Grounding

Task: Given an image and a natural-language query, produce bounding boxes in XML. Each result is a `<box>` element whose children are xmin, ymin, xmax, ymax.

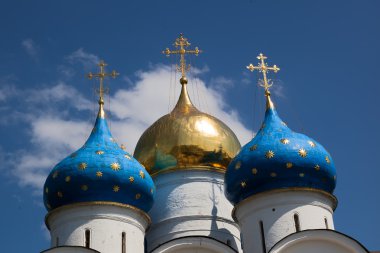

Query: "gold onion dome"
<box><xmin>134</xmin><ymin>81</ymin><xmax>241</xmax><ymax>176</ymax></box>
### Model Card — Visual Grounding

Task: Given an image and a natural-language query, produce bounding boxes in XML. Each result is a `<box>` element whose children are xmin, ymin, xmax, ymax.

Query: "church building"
<box><xmin>41</xmin><ymin>34</ymin><xmax>374</xmax><ymax>253</ymax></box>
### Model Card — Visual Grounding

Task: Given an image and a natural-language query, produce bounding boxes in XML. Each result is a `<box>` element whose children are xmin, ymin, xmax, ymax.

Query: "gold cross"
<box><xmin>163</xmin><ymin>33</ymin><xmax>202</xmax><ymax>85</ymax></box>
<box><xmin>247</xmin><ymin>53</ymin><xmax>280</xmax><ymax>95</ymax></box>
<box><xmin>87</xmin><ymin>60</ymin><xmax>119</xmax><ymax>103</ymax></box>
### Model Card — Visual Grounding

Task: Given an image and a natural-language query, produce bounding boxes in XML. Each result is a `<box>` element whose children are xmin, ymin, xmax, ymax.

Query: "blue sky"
<box><xmin>0</xmin><ymin>0</ymin><xmax>379</xmax><ymax>252</ymax></box>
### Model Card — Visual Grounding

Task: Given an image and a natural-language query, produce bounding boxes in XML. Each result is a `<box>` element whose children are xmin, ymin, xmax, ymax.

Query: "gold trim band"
<box><xmin>150</xmin><ymin>165</ymin><xmax>226</xmax><ymax>177</ymax></box>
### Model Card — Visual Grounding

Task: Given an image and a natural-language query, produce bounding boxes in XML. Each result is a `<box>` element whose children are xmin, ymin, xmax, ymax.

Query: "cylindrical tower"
<box><xmin>134</xmin><ymin>34</ymin><xmax>242</xmax><ymax>253</ymax></box>
<box><xmin>42</xmin><ymin>61</ymin><xmax>155</xmax><ymax>253</ymax></box>
<box><xmin>134</xmin><ymin>82</ymin><xmax>242</xmax><ymax>253</ymax></box>
<box><xmin>225</xmin><ymin>54</ymin><xmax>337</xmax><ymax>253</ymax></box>
<box><xmin>134</xmin><ymin>35</ymin><xmax>243</xmax><ymax>251</ymax></box>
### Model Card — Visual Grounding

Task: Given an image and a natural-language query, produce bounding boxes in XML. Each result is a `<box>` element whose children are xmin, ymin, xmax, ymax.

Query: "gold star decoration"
<box><xmin>325</xmin><ymin>156</ymin><xmax>331</xmax><ymax>164</ymax></box>
<box><xmin>81</xmin><ymin>185</ymin><xmax>88</xmax><ymax>191</ymax></box>
<box><xmin>96</xmin><ymin>150</ymin><xmax>104</xmax><ymax>155</ymax></box>
<box><xmin>265</xmin><ymin>150</ymin><xmax>275</xmax><ymax>159</ymax></box>
<box><xmin>252</xmin><ymin>168</ymin><xmax>258</xmax><ymax>174</ymax></box>
<box><xmin>299</xmin><ymin>173</ymin><xmax>305</xmax><ymax>177</ymax></box>
<box><xmin>286</xmin><ymin>162</ymin><xmax>293</xmax><ymax>169</ymax></box>
<box><xmin>96</xmin><ymin>171</ymin><xmax>103</xmax><ymax>177</ymax></box>
<box><xmin>308</xmin><ymin>141</ymin><xmax>316</xmax><ymax>147</ymax></box>
<box><xmin>280</xmin><ymin>138</ymin><xmax>290</xmax><ymax>144</ymax></box>
<box><xmin>113</xmin><ymin>185</ymin><xmax>120</xmax><ymax>192</ymax></box>
<box><xmin>45</xmin><ymin>187</ymin><xmax>49</xmax><ymax>194</ymax></box>
<box><xmin>78</xmin><ymin>163</ymin><xmax>87</xmax><ymax>170</ymax></box>
<box><xmin>129</xmin><ymin>176</ymin><xmax>135</xmax><ymax>183</ymax></box>
<box><xmin>240</xmin><ymin>181</ymin><xmax>247</xmax><ymax>188</ymax></box>
<box><xmin>298</xmin><ymin>149</ymin><xmax>307</xmax><ymax>158</ymax></box>
<box><xmin>57</xmin><ymin>191</ymin><xmax>63</xmax><ymax>198</ymax></box>
<box><xmin>120</xmin><ymin>144</ymin><xmax>126</xmax><ymax>150</ymax></box>
<box><xmin>110</xmin><ymin>162</ymin><xmax>121</xmax><ymax>171</ymax></box>
<box><xmin>135</xmin><ymin>193</ymin><xmax>141</xmax><ymax>199</ymax></box>
<box><xmin>52</xmin><ymin>171</ymin><xmax>59</xmax><ymax>179</ymax></box>
<box><xmin>270</xmin><ymin>172</ymin><xmax>277</xmax><ymax>177</ymax></box>
<box><xmin>314</xmin><ymin>165</ymin><xmax>320</xmax><ymax>171</ymax></box>
<box><xmin>235</xmin><ymin>161</ymin><xmax>241</xmax><ymax>169</ymax></box>
<box><xmin>139</xmin><ymin>170</ymin><xmax>145</xmax><ymax>179</ymax></box>
<box><xmin>124</xmin><ymin>154</ymin><xmax>131</xmax><ymax>159</ymax></box>
<box><xmin>249</xmin><ymin>144</ymin><xmax>258</xmax><ymax>151</ymax></box>
<box><xmin>65</xmin><ymin>176</ymin><xmax>71</xmax><ymax>182</ymax></box>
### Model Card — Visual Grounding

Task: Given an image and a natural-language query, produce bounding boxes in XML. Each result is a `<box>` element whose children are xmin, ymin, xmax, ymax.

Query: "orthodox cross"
<box><xmin>246</xmin><ymin>53</ymin><xmax>280</xmax><ymax>95</ymax></box>
<box><xmin>163</xmin><ymin>33</ymin><xmax>202</xmax><ymax>84</ymax></box>
<box><xmin>87</xmin><ymin>60</ymin><xmax>119</xmax><ymax>103</ymax></box>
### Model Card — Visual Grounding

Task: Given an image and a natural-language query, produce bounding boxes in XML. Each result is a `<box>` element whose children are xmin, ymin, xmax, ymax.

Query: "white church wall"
<box><xmin>234</xmin><ymin>189</ymin><xmax>336</xmax><ymax>253</ymax></box>
<box><xmin>269</xmin><ymin>230</ymin><xmax>369</xmax><ymax>253</ymax></box>
<box><xmin>46</xmin><ymin>203</ymin><xmax>150</xmax><ymax>253</ymax></box>
<box><xmin>147</xmin><ymin>169</ymin><xmax>242</xmax><ymax>252</ymax></box>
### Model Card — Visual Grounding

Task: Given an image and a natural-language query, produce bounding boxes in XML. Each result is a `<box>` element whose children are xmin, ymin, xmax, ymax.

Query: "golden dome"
<box><xmin>134</xmin><ymin>82</ymin><xmax>241</xmax><ymax>176</ymax></box>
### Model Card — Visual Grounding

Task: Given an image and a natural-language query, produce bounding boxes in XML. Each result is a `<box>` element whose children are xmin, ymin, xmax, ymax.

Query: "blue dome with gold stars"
<box><xmin>43</xmin><ymin>101</ymin><xmax>155</xmax><ymax>213</ymax></box>
<box><xmin>225</xmin><ymin>95</ymin><xmax>336</xmax><ymax>205</ymax></box>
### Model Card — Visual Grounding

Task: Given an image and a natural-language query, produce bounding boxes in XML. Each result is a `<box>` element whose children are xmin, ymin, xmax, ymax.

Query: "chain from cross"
<box><xmin>87</xmin><ymin>60</ymin><xmax>119</xmax><ymax>103</ymax></box>
<box><xmin>246</xmin><ymin>53</ymin><xmax>280</xmax><ymax>95</ymax></box>
<box><xmin>163</xmin><ymin>33</ymin><xmax>202</xmax><ymax>84</ymax></box>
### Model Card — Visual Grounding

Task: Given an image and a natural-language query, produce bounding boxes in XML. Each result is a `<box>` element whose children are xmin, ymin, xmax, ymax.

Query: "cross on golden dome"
<box><xmin>87</xmin><ymin>60</ymin><xmax>119</xmax><ymax>104</ymax></box>
<box><xmin>246</xmin><ymin>53</ymin><xmax>280</xmax><ymax>96</ymax></box>
<box><xmin>163</xmin><ymin>33</ymin><xmax>202</xmax><ymax>85</ymax></box>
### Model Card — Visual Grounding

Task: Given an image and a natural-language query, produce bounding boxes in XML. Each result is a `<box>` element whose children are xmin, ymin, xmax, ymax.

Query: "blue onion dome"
<box><xmin>225</xmin><ymin>93</ymin><xmax>336</xmax><ymax>205</ymax></box>
<box><xmin>43</xmin><ymin>99</ymin><xmax>155</xmax><ymax>213</ymax></box>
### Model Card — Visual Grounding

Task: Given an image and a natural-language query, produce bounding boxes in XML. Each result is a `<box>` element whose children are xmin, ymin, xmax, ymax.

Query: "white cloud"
<box><xmin>65</xmin><ymin>48</ymin><xmax>99</xmax><ymax>69</ymax></box>
<box><xmin>1</xmin><ymin>65</ymin><xmax>252</xmax><ymax>193</ymax></box>
<box><xmin>0</xmin><ymin>84</ymin><xmax>17</xmax><ymax>102</ymax></box>
<box><xmin>27</xmin><ymin>82</ymin><xmax>93</xmax><ymax>111</ymax></box>
<box><xmin>7</xmin><ymin>118</ymin><xmax>91</xmax><ymax>192</ymax></box>
<box><xmin>57</xmin><ymin>65</ymin><xmax>75</xmax><ymax>79</ymax></box>
<box><xmin>21</xmin><ymin>39</ymin><xmax>38</xmax><ymax>59</ymax></box>
<box><xmin>209</xmin><ymin>76</ymin><xmax>234</xmax><ymax>92</ymax></box>
<box><xmin>271</xmin><ymin>79</ymin><xmax>286</xmax><ymax>98</ymax></box>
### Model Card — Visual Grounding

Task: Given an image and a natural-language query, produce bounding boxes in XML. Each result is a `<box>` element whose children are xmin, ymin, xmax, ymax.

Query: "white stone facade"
<box><xmin>147</xmin><ymin>169</ymin><xmax>242</xmax><ymax>253</ymax></box>
<box><xmin>269</xmin><ymin>230</ymin><xmax>368</xmax><ymax>253</ymax></box>
<box><xmin>233</xmin><ymin>189</ymin><xmax>337</xmax><ymax>253</ymax></box>
<box><xmin>45</xmin><ymin>203</ymin><xmax>150</xmax><ymax>253</ymax></box>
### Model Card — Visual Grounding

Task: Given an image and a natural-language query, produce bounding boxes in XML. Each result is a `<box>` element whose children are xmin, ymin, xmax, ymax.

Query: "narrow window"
<box><xmin>85</xmin><ymin>229</ymin><xmax>90</xmax><ymax>248</ymax></box>
<box><xmin>56</xmin><ymin>237</ymin><xmax>59</xmax><ymax>247</ymax></box>
<box><xmin>260</xmin><ymin>221</ymin><xmax>266</xmax><ymax>253</ymax></box>
<box><xmin>122</xmin><ymin>232</ymin><xmax>126</xmax><ymax>253</ymax></box>
<box><xmin>294</xmin><ymin>214</ymin><xmax>301</xmax><ymax>232</ymax></box>
<box><xmin>324</xmin><ymin>217</ymin><xmax>329</xmax><ymax>229</ymax></box>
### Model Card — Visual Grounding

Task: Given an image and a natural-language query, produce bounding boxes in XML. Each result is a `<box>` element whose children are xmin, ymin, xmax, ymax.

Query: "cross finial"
<box><xmin>87</xmin><ymin>60</ymin><xmax>119</xmax><ymax>104</ymax></box>
<box><xmin>163</xmin><ymin>33</ymin><xmax>202</xmax><ymax>85</ymax></box>
<box><xmin>246</xmin><ymin>53</ymin><xmax>280</xmax><ymax>96</ymax></box>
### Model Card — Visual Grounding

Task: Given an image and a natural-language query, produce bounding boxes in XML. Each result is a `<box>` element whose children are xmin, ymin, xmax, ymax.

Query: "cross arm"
<box><xmin>162</xmin><ymin>48</ymin><xmax>181</xmax><ymax>55</ymax></box>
